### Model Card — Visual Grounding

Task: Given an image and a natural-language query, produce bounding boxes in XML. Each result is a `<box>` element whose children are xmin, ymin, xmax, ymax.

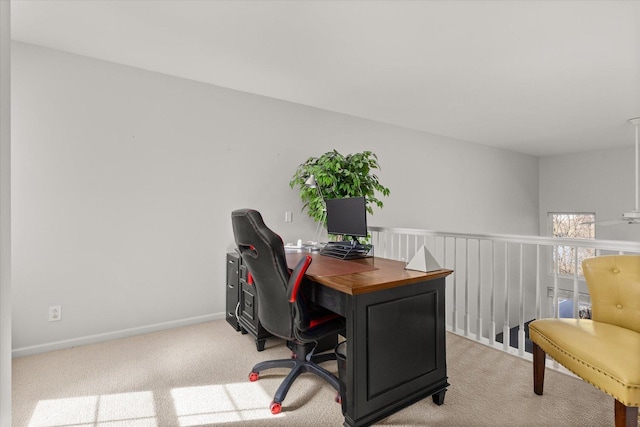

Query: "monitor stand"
<box><xmin>320</xmin><ymin>240</ymin><xmax>372</xmax><ymax>260</ymax></box>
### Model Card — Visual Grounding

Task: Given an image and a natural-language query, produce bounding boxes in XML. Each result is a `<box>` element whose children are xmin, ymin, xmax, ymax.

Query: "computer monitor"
<box><xmin>325</xmin><ymin>196</ymin><xmax>367</xmax><ymax>240</ymax></box>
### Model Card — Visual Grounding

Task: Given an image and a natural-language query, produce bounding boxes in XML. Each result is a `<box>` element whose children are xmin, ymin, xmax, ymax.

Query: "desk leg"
<box><xmin>432</xmin><ymin>389</ymin><xmax>446</xmax><ymax>405</ymax></box>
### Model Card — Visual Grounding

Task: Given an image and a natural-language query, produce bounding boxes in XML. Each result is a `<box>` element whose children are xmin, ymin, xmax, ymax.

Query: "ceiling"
<box><xmin>10</xmin><ymin>0</ymin><xmax>640</xmax><ymax>157</ymax></box>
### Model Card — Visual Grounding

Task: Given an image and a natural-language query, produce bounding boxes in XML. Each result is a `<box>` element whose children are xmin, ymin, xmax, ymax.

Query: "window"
<box><xmin>547</xmin><ymin>288</ymin><xmax>592</xmax><ymax>319</ymax></box>
<box><xmin>549</xmin><ymin>213</ymin><xmax>596</xmax><ymax>277</ymax></box>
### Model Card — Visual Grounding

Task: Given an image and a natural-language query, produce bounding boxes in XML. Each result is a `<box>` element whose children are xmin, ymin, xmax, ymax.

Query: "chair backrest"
<box><xmin>582</xmin><ymin>255</ymin><xmax>640</xmax><ymax>333</ymax></box>
<box><xmin>231</xmin><ymin>209</ymin><xmax>293</xmax><ymax>339</ymax></box>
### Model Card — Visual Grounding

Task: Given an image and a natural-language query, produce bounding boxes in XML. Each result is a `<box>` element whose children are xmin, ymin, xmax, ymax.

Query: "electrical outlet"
<box><xmin>285</xmin><ymin>211</ymin><xmax>292</xmax><ymax>223</ymax></box>
<box><xmin>49</xmin><ymin>305</ymin><xmax>61</xmax><ymax>322</ymax></box>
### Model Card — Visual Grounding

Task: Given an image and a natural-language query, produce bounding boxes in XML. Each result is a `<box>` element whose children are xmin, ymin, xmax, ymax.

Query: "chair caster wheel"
<box><xmin>249</xmin><ymin>372</ymin><xmax>259</xmax><ymax>382</ymax></box>
<box><xmin>270</xmin><ymin>401</ymin><xmax>282</xmax><ymax>414</ymax></box>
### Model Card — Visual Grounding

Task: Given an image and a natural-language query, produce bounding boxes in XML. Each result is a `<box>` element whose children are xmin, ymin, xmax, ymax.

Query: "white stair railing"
<box><xmin>368</xmin><ymin>226</ymin><xmax>640</xmax><ymax>359</ymax></box>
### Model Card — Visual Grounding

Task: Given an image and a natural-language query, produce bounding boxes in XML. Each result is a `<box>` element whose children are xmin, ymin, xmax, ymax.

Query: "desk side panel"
<box><xmin>367</xmin><ymin>291</ymin><xmax>438</xmax><ymax>397</ymax></box>
<box><xmin>352</xmin><ymin>277</ymin><xmax>448</xmax><ymax>423</ymax></box>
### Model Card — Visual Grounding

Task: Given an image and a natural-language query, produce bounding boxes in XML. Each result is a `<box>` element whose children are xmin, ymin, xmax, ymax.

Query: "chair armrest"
<box><xmin>287</xmin><ymin>255</ymin><xmax>312</xmax><ymax>303</ymax></box>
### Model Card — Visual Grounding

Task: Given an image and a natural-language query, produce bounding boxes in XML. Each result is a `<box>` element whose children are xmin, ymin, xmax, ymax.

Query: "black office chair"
<box><xmin>231</xmin><ymin>208</ymin><xmax>346</xmax><ymax>414</ymax></box>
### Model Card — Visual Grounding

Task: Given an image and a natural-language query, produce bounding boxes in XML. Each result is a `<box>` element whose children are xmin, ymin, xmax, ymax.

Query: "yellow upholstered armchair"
<box><xmin>529</xmin><ymin>255</ymin><xmax>640</xmax><ymax>427</ymax></box>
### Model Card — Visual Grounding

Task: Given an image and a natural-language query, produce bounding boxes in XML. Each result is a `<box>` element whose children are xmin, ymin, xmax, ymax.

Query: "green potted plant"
<box><xmin>290</xmin><ymin>150</ymin><xmax>390</xmax><ymax>232</ymax></box>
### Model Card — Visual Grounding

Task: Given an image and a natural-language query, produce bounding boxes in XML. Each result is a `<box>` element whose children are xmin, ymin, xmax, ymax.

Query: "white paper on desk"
<box><xmin>405</xmin><ymin>245</ymin><xmax>441</xmax><ymax>272</ymax></box>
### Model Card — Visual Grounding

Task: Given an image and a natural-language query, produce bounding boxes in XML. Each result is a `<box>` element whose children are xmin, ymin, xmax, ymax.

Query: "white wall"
<box><xmin>0</xmin><ymin>1</ymin><xmax>11</xmax><ymax>424</ymax></box>
<box><xmin>364</xmin><ymin>129</ymin><xmax>539</xmax><ymax>235</ymax></box>
<box><xmin>11</xmin><ymin>42</ymin><xmax>540</xmax><ymax>354</ymax></box>
<box><xmin>540</xmin><ymin>146</ymin><xmax>640</xmax><ymax>242</ymax></box>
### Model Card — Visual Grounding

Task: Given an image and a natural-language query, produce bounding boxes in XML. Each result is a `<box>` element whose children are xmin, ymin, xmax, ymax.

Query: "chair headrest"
<box><xmin>231</xmin><ymin>208</ymin><xmax>282</xmax><ymax>253</ymax></box>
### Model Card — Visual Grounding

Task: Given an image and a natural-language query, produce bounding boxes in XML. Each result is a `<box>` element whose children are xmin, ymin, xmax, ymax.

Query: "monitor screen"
<box><xmin>325</xmin><ymin>196</ymin><xmax>368</xmax><ymax>238</ymax></box>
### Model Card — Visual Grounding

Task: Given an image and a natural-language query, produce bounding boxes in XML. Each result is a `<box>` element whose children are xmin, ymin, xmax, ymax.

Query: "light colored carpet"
<box><xmin>12</xmin><ymin>320</ymin><xmax>615</xmax><ymax>426</ymax></box>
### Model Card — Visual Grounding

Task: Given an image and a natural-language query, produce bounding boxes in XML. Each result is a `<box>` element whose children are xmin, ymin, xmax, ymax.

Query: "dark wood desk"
<box><xmin>286</xmin><ymin>253</ymin><xmax>454</xmax><ymax>427</ymax></box>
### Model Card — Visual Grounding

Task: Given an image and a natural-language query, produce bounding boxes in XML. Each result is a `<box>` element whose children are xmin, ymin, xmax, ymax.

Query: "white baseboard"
<box><xmin>12</xmin><ymin>312</ymin><xmax>226</xmax><ymax>358</ymax></box>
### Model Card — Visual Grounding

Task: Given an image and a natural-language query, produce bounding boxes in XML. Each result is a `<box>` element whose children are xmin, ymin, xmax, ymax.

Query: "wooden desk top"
<box><xmin>286</xmin><ymin>252</ymin><xmax>453</xmax><ymax>296</ymax></box>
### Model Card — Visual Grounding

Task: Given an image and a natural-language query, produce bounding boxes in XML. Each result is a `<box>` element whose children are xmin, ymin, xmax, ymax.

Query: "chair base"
<box><xmin>249</xmin><ymin>342</ymin><xmax>339</xmax><ymax>408</ymax></box>
<box><xmin>533</xmin><ymin>342</ymin><xmax>639</xmax><ymax>427</ymax></box>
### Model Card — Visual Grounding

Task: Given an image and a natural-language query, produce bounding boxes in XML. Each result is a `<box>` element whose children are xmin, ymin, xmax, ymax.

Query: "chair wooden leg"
<box><xmin>532</xmin><ymin>342</ymin><xmax>545</xmax><ymax>396</ymax></box>
<box><xmin>614</xmin><ymin>399</ymin><xmax>638</xmax><ymax>427</ymax></box>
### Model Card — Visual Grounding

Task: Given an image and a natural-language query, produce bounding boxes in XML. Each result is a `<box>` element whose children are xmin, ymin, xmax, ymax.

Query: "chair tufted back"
<box><xmin>582</xmin><ymin>255</ymin><xmax>640</xmax><ymax>334</ymax></box>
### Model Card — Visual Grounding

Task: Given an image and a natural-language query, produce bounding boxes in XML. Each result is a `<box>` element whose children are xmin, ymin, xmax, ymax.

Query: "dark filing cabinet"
<box><xmin>225</xmin><ymin>253</ymin><xmax>241</xmax><ymax>331</ymax></box>
<box><xmin>226</xmin><ymin>252</ymin><xmax>272</xmax><ymax>351</ymax></box>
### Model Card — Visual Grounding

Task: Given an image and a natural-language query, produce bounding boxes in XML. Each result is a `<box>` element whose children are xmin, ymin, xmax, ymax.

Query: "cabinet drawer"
<box><xmin>225</xmin><ymin>253</ymin><xmax>241</xmax><ymax>331</ymax></box>
<box><xmin>241</xmin><ymin>285</ymin><xmax>256</xmax><ymax>322</ymax></box>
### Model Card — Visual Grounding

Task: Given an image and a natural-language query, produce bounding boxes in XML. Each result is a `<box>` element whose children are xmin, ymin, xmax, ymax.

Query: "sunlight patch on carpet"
<box><xmin>171</xmin><ymin>382</ymin><xmax>284</xmax><ymax>425</ymax></box>
<box><xmin>28</xmin><ymin>391</ymin><xmax>157</xmax><ymax>426</ymax></box>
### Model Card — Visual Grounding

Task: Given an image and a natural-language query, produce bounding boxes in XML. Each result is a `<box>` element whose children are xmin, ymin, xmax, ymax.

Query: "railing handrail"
<box><xmin>368</xmin><ymin>226</ymin><xmax>640</xmax><ymax>253</ymax></box>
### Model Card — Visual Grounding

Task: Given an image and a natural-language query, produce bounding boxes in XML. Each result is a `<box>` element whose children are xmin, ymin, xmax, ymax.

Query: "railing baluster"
<box><xmin>382</xmin><ymin>230</ymin><xmax>386</xmax><ymax>257</ymax></box>
<box><xmin>573</xmin><ymin>246</ymin><xmax>579</xmax><ymax>318</ymax></box>
<box><xmin>553</xmin><ymin>246</ymin><xmax>559</xmax><ymax>318</ymax></box>
<box><xmin>452</xmin><ymin>238</ymin><xmax>458</xmax><ymax>333</ymax></box>
<box><xmin>442</xmin><ymin>236</ymin><xmax>450</xmax><ymax>331</ymax></box>
<box><xmin>434</xmin><ymin>235</ymin><xmax>439</xmax><ymax>266</ymax></box>
<box><xmin>518</xmin><ymin>243</ymin><xmax>525</xmax><ymax>356</ymax></box>
<box><xmin>464</xmin><ymin>238</ymin><xmax>470</xmax><ymax>336</ymax></box>
<box><xmin>476</xmin><ymin>239</ymin><xmax>482</xmax><ymax>341</ymax></box>
<box><xmin>535</xmin><ymin>245</ymin><xmax>541</xmax><ymax>320</ymax></box>
<box><xmin>489</xmin><ymin>240</ymin><xmax>495</xmax><ymax>345</ymax></box>
<box><xmin>404</xmin><ymin>234</ymin><xmax>409</xmax><ymax>262</ymax></box>
<box><xmin>503</xmin><ymin>242</ymin><xmax>510</xmax><ymax>351</ymax></box>
<box><xmin>389</xmin><ymin>233</ymin><xmax>394</xmax><ymax>260</ymax></box>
